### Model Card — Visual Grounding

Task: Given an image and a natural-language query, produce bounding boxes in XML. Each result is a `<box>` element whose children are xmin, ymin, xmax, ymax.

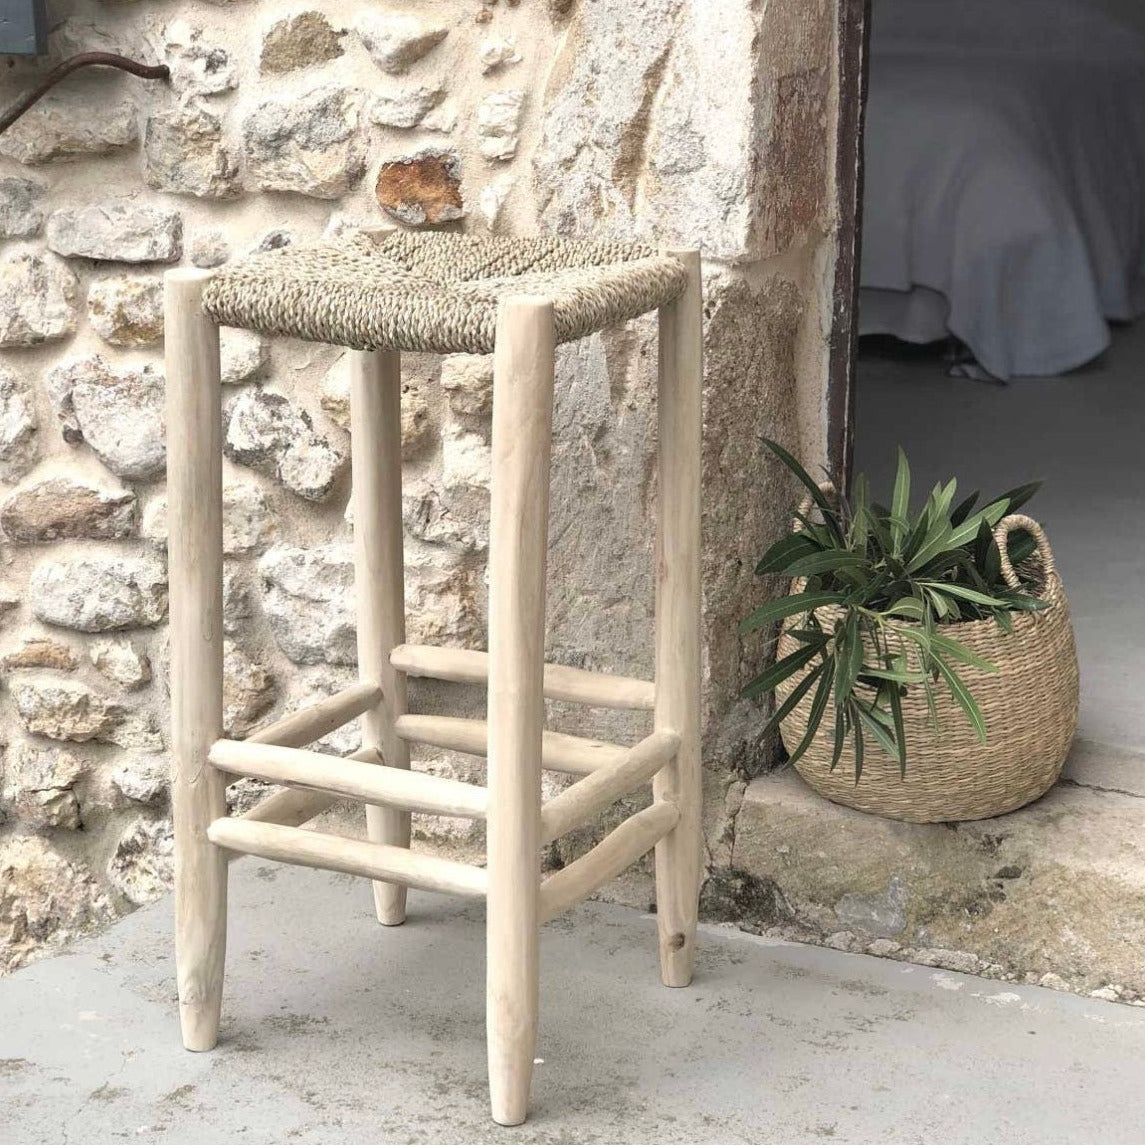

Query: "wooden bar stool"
<box><xmin>164</xmin><ymin>232</ymin><xmax>703</xmax><ymax>1126</ymax></box>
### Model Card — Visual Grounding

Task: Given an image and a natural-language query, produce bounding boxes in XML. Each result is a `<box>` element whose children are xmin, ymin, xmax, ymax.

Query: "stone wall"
<box><xmin>0</xmin><ymin>0</ymin><xmax>842</xmax><ymax>970</ymax></box>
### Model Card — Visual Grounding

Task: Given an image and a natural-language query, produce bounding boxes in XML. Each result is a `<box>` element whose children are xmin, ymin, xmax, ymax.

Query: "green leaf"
<box><xmin>884</xmin><ymin>597</ymin><xmax>925</xmax><ymax>621</ymax></box>
<box><xmin>917</xmin><ymin>581</ymin><xmax>1009</xmax><ymax>609</ymax></box>
<box><xmin>1006</xmin><ymin>529</ymin><xmax>1038</xmax><ymax>568</ymax></box>
<box><xmin>891</xmin><ymin>447</ymin><xmax>911</xmax><ymax>554</ymax></box>
<box><xmin>738</xmin><ymin>591</ymin><xmax>845</xmax><ymax>635</ymax></box>
<box><xmin>833</xmin><ymin>617</ymin><xmax>865</xmax><ymax>707</ymax></box>
<box><xmin>933</xmin><ymin>655</ymin><xmax>988</xmax><ymax>741</ymax></box>
<box><xmin>887</xmin><ymin>677</ymin><xmax>907</xmax><ymax>777</ymax></box>
<box><xmin>829</xmin><ymin>706</ymin><xmax>847</xmax><ymax>772</ymax></box>
<box><xmin>851</xmin><ymin>702</ymin><xmax>866</xmax><ymax>783</ymax></box>
<box><xmin>866</xmin><ymin>502</ymin><xmax>893</xmax><ymax>555</ymax></box>
<box><xmin>924</xmin><ymin>586</ymin><xmax>952</xmax><ymax>620</ymax></box>
<box><xmin>785</xmin><ymin>657</ymin><xmax>835</xmax><ymax>766</ymax></box>
<box><xmin>856</xmin><ymin>702</ymin><xmax>900</xmax><ymax>762</ymax></box>
<box><xmin>742</xmin><ymin>641</ymin><xmax>822</xmax><ymax>699</ymax></box>
<box><xmin>861</xmin><ymin>665</ymin><xmax>925</xmax><ymax>685</ymax></box>
<box><xmin>996</xmin><ymin>480</ymin><xmax>1043</xmax><ymax>516</ymax></box>
<box><xmin>921</xmin><ymin>673</ymin><xmax>939</xmax><ymax>729</ymax></box>
<box><xmin>849</xmin><ymin>473</ymin><xmax>871</xmax><ymax>552</ymax></box>
<box><xmin>906</xmin><ymin>517</ymin><xmax>956</xmax><ymax>573</ymax></box>
<box><xmin>947</xmin><ymin>498</ymin><xmax>1010</xmax><ymax>549</ymax></box>
<box><xmin>763</xmin><ymin>662</ymin><xmax>823</xmax><ymax>729</ymax></box>
<box><xmin>783</xmin><ymin>550</ymin><xmax>868</xmax><ymax>578</ymax></box>
<box><xmin>929</xmin><ymin>631</ymin><xmax>998</xmax><ymax>673</ymax></box>
<box><xmin>762</xmin><ymin>438</ymin><xmax>842</xmax><ymax>541</ymax></box>
<box><xmin>754</xmin><ymin>532</ymin><xmax>823</xmax><ymax>576</ymax></box>
<box><xmin>895</xmin><ymin>624</ymin><xmax>932</xmax><ymax>657</ymax></box>
<box><xmin>784</xmin><ymin>627</ymin><xmax>831</xmax><ymax>646</ymax></box>
<box><xmin>950</xmin><ymin>491</ymin><xmax>980</xmax><ymax>526</ymax></box>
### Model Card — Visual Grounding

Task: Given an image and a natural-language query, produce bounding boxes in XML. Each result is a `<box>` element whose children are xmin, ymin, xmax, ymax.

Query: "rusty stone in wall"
<box><xmin>375</xmin><ymin>149</ymin><xmax>464</xmax><ymax>226</ymax></box>
<box><xmin>0</xmin><ymin>477</ymin><xmax>138</xmax><ymax>543</ymax></box>
<box><xmin>1</xmin><ymin>639</ymin><xmax>80</xmax><ymax>673</ymax></box>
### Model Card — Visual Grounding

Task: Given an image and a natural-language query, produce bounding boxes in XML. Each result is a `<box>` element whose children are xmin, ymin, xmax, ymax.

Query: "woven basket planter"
<box><xmin>774</xmin><ymin>513</ymin><xmax>1079</xmax><ymax>822</ymax></box>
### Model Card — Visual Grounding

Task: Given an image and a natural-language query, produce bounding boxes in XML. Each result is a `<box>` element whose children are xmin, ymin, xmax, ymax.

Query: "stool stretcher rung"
<box><xmin>391</xmin><ymin>644</ymin><xmax>655</xmax><ymax>711</ymax></box>
<box><xmin>229</xmin><ymin>746</ymin><xmax>378</xmax><ymax>854</ymax></box>
<box><xmin>209</xmin><ymin>739</ymin><xmax>488</xmax><ymax>819</ymax></box>
<box><xmin>539</xmin><ymin>800</ymin><xmax>680</xmax><ymax>924</ymax></box>
<box><xmin>540</xmin><ymin>730</ymin><xmax>679</xmax><ymax>845</ymax></box>
<box><xmin>207</xmin><ymin>817</ymin><xmax>487</xmax><ymax>899</ymax></box>
<box><xmin>244</xmin><ymin>683</ymin><xmax>383</xmax><ymax>750</ymax></box>
<box><xmin>394</xmin><ymin>713</ymin><xmax>628</xmax><ymax>777</ymax></box>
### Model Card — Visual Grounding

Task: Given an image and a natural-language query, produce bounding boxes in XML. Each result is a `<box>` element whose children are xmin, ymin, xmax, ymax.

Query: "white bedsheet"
<box><xmin>860</xmin><ymin>0</ymin><xmax>1145</xmax><ymax>379</ymax></box>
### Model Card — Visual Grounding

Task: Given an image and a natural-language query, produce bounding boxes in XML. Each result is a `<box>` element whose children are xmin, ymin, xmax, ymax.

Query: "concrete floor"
<box><xmin>855</xmin><ymin>320</ymin><xmax>1145</xmax><ymax>749</ymax></box>
<box><xmin>3</xmin><ymin>860</ymin><xmax>1145</xmax><ymax>1145</ymax></box>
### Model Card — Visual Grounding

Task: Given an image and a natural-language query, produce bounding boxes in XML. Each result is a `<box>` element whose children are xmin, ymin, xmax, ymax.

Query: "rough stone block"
<box><xmin>260</xmin><ymin>11</ymin><xmax>343</xmax><ymax>74</ymax></box>
<box><xmin>0</xmin><ymin>836</ymin><xmax>112</xmax><ymax>973</ymax></box>
<box><xmin>223</xmin><ymin>641</ymin><xmax>277</xmax><ymax>737</ymax></box>
<box><xmin>0</xmin><ymin>94</ymin><xmax>138</xmax><ymax>165</ymax></box>
<box><xmin>0</xmin><ymin>368</ymin><xmax>40</xmax><ymax>482</ymax></box>
<box><xmin>30</xmin><ymin>555</ymin><xmax>168</xmax><ymax>632</ymax></box>
<box><xmin>46</xmin><ymin>201</ymin><xmax>183</xmax><ymax>263</ymax></box>
<box><xmin>0</xmin><ymin>254</ymin><xmax>77</xmax><ymax>348</ymax></box>
<box><xmin>476</xmin><ymin>90</ymin><xmax>524</xmax><ymax>160</ymax></box>
<box><xmin>12</xmin><ymin>679</ymin><xmax>125</xmax><ymax>743</ymax></box>
<box><xmin>1</xmin><ymin>744</ymin><xmax>84</xmax><ymax>829</ymax></box>
<box><xmin>478</xmin><ymin>35</ymin><xmax>521</xmax><ymax>74</ymax></box>
<box><xmin>110</xmin><ymin>755</ymin><xmax>168</xmax><ymax>806</ymax></box>
<box><xmin>220</xmin><ymin>328</ymin><xmax>270</xmax><ymax>386</ymax></box>
<box><xmin>87</xmin><ymin>276</ymin><xmax>164</xmax><ymax>347</ymax></box>
<box><xmin>108</xmin><ymin>818</ymin><xmax>173</xmax><ymax>906</ymax></box>
<box><xmin>0</xmin><ymin>639</ymin><xmax>80</xmax><ymax>673</ymax></box>
<box><xmin>143</xmin><ymin>102</ymin><xmax>242</xmax><ymax>199</ymax></box>
<box><xmin>90</xmin><ymin>639</ymin><xmax>152</xmax><ymax>691</ymax></box>
<box><xmin>370</xmin><ymin>84</ymin><xmax>446</xmax><ymax>129</ymax></box>
<box><xmin>142</xmin><ymin>481</ymin><xmax>273</xmax><ymax>556</ymax></box>
<box><xmin>50</xmin><ymin>357</ymin><xmax>167</xmax><ymax>482</ymax></box>
<box><xmin>244</xmin><ymin>86</ymin><xmax>367</xmax><ymax>199</ymax></box>
<box><xmin>356</xmin><ymin>14</ymin><xmax>448</xmax><ymax>74</ymax></box>
<box><xmin>225</xmin><ymin>388</ymin><xmax>347</xmax><ymax>501</ymax></box>
<box><xmin>0</xmin><ymin>476</ymin><xmax>137</xmax><ymax>543</ymax></box>
<box><xmin>730</xmin><ymin>768</ymin><xmax>1145</xmax><ymax>997</ymax></box>
<box><xmin>440</xmin><ymin>353</ymin><xmax>493</xmax><ymax>419</ymax></box>
<box><xmin>0</xmin><ymin>176</ymin><xmax>46</xmax><ymax>238</ymax></box>
<box><xmin>162</xmin><ymin>19</ymin><xmax>236</xmax><ymax>96</ymax></box>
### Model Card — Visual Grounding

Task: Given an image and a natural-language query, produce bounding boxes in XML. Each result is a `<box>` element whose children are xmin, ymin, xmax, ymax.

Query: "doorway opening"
<box><xmin>846</xmin><ymin>0</ymin><xmax>1145</xmax><ymax>751</ymax></box>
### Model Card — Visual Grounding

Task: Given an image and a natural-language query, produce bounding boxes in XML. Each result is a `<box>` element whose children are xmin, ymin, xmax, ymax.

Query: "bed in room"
<box><xmin>860</xmin><ymin>0</ymin><xmax>1145</xmax><ymax>380</ymax></box>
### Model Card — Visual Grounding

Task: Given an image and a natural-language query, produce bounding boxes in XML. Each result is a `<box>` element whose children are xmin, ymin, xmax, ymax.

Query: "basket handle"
<box><xmin>993</xmin><ymin>513</ymin><xmax>1056</xmax><ymax>589</ymax></box>
<box><xmin>793</xmin><ymin>482</ymin><xmax>837</xmax><ymax>534</ymax></box>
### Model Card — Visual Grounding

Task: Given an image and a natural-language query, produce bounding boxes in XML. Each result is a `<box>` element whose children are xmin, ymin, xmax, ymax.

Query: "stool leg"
<box><xmin>166</xmin><ymin>270</ymin><xmax>228</xmax><ymax>1050</ymax></box>
<box><xmin>486</xmin><ymin>297</ymin><xmax>555</xmax><ymax>1126</ymax></box>
<box><xmin>349</xmin><ymin>349</ymin><xmax>411</xmax><ymax>927</ymax></box>
<box><xmin>653</xmin><ymin>250</ymin><xmax>704</xmax><ymax>988</ymax></box>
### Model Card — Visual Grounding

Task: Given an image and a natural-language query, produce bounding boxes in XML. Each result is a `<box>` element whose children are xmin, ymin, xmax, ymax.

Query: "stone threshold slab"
<box><xmin>719</xmin><ymin>756</ymin><xmax>1145</xmax><ymax>1004</ymax></box>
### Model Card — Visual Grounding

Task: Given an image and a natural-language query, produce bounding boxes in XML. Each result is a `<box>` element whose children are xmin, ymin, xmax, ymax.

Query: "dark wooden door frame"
<box><xmin>0</xmin><ymin>0</ymin><xmax>48</xmax><ymax>56</ymax></box>
<box><xmin>826</xmin><ymin>0</ymin><xmax>872</xmax><ymax>490</ymax></box>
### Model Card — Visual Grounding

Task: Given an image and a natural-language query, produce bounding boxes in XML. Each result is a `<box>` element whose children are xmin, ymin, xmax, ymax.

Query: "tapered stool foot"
<box><xmin>180</xmin><ymin>999</ymin><xmax>223</xmax><ymax>1052</ymax></box>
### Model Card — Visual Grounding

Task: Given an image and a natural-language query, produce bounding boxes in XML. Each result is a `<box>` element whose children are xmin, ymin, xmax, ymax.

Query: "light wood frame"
<box><xmin>164</xmin><ymin>251</ymin><xmax>704</xmax><ymax>1126</ymax></box>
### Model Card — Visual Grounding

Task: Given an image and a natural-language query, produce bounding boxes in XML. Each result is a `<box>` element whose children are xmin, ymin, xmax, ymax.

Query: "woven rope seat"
<box><xmin>201</xmin><ymin>231</ymin><xmax>690</xmax><ymax>355</ymax></box>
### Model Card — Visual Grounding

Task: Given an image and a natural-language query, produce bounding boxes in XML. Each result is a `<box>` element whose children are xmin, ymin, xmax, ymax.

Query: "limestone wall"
<box><xmin>0</xmin><ymin>0</ymin><xmax>841</xmax><ymax>970</ymax></box>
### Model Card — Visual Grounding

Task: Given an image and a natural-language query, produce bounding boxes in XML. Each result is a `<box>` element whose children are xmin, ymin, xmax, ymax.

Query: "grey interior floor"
<box><xmin>855</xmin><ymin>321</ymin><xmax>1145</xmax><ymax>749</ymax></box>
<box><xmin>4</xmin><ymin>861</ymin><xmax>1145</xmax><ymax>1145</ymax></box>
